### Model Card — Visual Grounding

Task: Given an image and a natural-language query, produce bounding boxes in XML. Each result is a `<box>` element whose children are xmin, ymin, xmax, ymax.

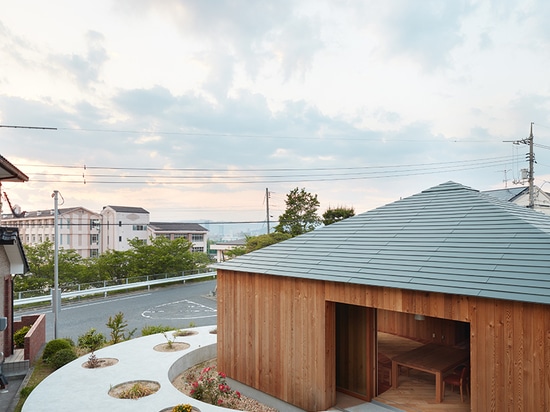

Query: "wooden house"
<box><xmin>215</xmin><ymin>182</ymin><xmax>550</xmax><ymax>411</ymax></box>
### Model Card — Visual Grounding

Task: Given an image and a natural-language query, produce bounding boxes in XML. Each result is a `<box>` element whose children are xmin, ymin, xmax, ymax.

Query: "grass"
<box><xmin>14</xmin><ymin>358</ymin><xmax>55</xmax><ymax>412</ymax></box>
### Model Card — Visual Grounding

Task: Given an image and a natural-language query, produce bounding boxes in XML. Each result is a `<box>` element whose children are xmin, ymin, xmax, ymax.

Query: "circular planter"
<box><xmin>153</xmin><ymin>342</ymin><xmax>190</xmax><ymax>352</ymax></box>
<box><xmin>108</xmin><ymin>380</ymin><xmax>160</xmax><ymax>399</ymax></box>
<box><xmin>81</xmin><ymin>357</ymin><xmax>119</xmax><ymax>369</ymax></box>
<box><xmin>159</xmin><ymin>407</ymin><xmax>201</xmax><ymax>412</ymax></box>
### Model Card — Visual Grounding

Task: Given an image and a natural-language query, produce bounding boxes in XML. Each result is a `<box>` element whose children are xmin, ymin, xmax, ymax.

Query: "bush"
<box><xmin>141</xmin><ymin>325</ymin><xmax>174</xmax><ymax>336</ymax></box>
<box><xmin>78</xmin><ymin>328</ymin><xmax>106</xmax><ymax>353</ymax></box>
<box><xmin>49</xmin><ymin>348</ymin><xmax>77</xmax><ymax>369</ymax></box>
<box><xmin>14</xmin><ymin>326</ymin><xmax>31</xmax><ymax>348</ymax></box>
<box><xmin>42</xmin><ymin>339</ymin><xmax>72</xmax><ymax>362</ymax></box>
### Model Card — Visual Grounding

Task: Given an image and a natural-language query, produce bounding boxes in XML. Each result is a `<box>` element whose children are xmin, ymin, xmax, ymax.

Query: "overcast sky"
<box><xmin>1</xmin><ymin>1</ymin><xmax>550</xmax><ymax>226</ymax></box>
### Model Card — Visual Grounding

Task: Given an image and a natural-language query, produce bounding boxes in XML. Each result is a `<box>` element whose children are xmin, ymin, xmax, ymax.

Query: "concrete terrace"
<box><xmin>19</xmin><ymin>325</ymin><xmax>398</xmax><ymax>412</ymax></box>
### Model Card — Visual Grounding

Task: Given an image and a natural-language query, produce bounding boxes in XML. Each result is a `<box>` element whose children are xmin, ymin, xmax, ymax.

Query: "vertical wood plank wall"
<box><xmin>218</xmin><ymin>270</ymin><xmax>550</xmax><ymax>411</ymax></box>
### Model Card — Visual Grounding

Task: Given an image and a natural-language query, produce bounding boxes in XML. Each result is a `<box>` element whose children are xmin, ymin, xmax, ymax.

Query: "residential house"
<box><xmin>147</xmin><ymin>222</ymin><xmax>208</xmax><ymax>252</ymax></box>
<box><xmin>483</xmin><ymin>185</ymin><xmax>550</xmax><ymax>215</ymax></box>
<box><xmin>0</xmin><ymin>155</ymin><xmax>29</xmax><ymax>357</ymax></box>
<box><xmin>100</xmin><ymin>205</ymin><xmax>150</xmax><ymax>252</ymax></box>
<box><xmin>215</xmin><ymin>181</ymin><xmax>550</xmax><ymax>411</ymax></box>
<box><xmin>3</xmin><ymin>207</ymin><xmax>101</xmax><ymax>258</ymax></box>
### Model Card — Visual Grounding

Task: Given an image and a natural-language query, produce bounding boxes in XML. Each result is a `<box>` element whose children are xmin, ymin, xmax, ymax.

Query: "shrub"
<box><xmin>42</xmin><ymin>339</ymin><xmax>73</xmax><ymax>362</ymax></box>
<box><xmin>78</xmin><ymin>328</ymin><xmax>106</xmax><ymax>353</ymax></box>
<box><xmin>14</xmin><ymin>325</ymin><xmax>31</xmax><ymax>348</ymax></box>
<box><xmin>141</xmin><ymin>325</ymin><xmax>173</xmax><ymax>336</ymax></box>
<box><xmin>189</xmin><ymin>366</ymin><xmax>240</xmax><ymax>408</ymax></box>
<box><xmin>106</xmin><ymin>312</ymin><xmax>136</xmax><ymax>344</ymax></box>
<box><xmin>49</xmin><ymin>348</ymin><xmax>77</xmax><ymax>369</ymax></box>
<box><xmin>172</xmin><ymin>404</ymin><xmax>193</xmax><ymax>412</ymax></box>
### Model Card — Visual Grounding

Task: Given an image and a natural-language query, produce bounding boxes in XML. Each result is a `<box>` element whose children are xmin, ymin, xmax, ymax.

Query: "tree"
<box><xmin>17</xmin><ymin>240</ymin><xmax>86</xmax><ymax>291</ymax></box>
<box><xmin>322</xmin><ymin>206</ymin><xmax>355</xmax><ymax>226</ymax></box>
<box><xmin>127</xmin><ymin>236</ymin><xmax>195</xmax><ymax>277</ymax></box>
<box><xmin>275</xmin><ymin>187</ymin><xmax>321</xmax><ymax>236</ymax></box>
<box><xmin>225</xmin><ymin>232</ymin><xmax>292</xmax><ymax>259</ymax></box>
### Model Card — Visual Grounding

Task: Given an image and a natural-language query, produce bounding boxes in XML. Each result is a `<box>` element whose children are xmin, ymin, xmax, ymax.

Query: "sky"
<box><xmin>2</xmin><ymin>0</ymin><xmax>550</xmax><ymax>230</ymax></box>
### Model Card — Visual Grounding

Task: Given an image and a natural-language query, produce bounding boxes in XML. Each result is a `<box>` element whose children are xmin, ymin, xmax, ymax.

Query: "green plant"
<box><xmin>188</xmin><ymin>366</ymin><xmax>240</xmax><ymax>408</ymax></box>
<box><xmin>78</xmin><ymin>328</ymin><xmax>106</xmax><ymax>353</ymax></box>
<box><xmin>42</xmin><ymin>339</ymin><xmax>72</xmax><ymax>361</ymax></box>
<box><xmin>188</xmin><ymin>321</ymin><xmax>196</xmax><ymax>328</ymax></box>
<box><xmin>172</xmin><ymin>404</ymin><xmax>194</xmax><ymax>412</ymax></box>
<box><xmin>173</xmin><ymin>329</ymin><xmax>194</xmax><ymax>337</ymax></box>
<box><xmin>49</xmin><ymin>348</ymin><xmax>77</xmax><ymax>369</ymax></box>
<box><xmin>19</xmin><ymin>385</ymin><xmax>36</xmax><ymax>398</ymax></box>
<box><xmin>162</xmin><ymin>332</ymin><xmax>174</xmax><ymax>348</ymax></box>
<box><xmin>106</xmin><ymin>312</ymin><xmax>136</xmax><ymax>344</ymax></box>
<box><xmin>14</xmin><ymin>325</ymin><xmax>31</xmax><ymax>348</ymax></box>
<box><xmin>141</xmin><ymin>325</ymin><xmax>173</xmax><ymax>336</ymax></box>
<box><xmin>118</xmin><ymin>382</ymin><xmax>156</xmax><ymax>399</ymax></box>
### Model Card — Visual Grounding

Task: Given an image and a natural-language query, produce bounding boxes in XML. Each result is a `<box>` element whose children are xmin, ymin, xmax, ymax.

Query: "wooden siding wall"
<box><xmin>218</xmin><ymin>270</ymin><xmax>550</xmax><ymax>411</ymax></box>
<box><xmin>378</xmin><ymin>310</ymin><xmax>470</xmax><ymax>346</ymax></box>
<box><xmin>217</xmin><ymin>271</ymin><xmax>335</xmax><ymax>411</ymax></box>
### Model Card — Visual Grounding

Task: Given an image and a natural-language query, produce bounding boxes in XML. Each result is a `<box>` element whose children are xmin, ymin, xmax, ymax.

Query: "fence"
<box><xmin>14</xmin><ymin>269</ymin><xmax>217</xmax><ymax>307</ymax></box>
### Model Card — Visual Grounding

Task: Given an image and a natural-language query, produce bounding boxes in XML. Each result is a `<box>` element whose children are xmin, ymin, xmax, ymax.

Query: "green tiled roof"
<box><xmin>216</xmin><ymin>181</ymin><xmax>550</xmax><ymax>305</ymax></box>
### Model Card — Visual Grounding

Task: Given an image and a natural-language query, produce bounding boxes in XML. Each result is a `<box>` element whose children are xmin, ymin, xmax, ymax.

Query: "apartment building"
<box><xmin>2</xmin><ymin>204</ymin><xmax>209</xmax><ymax>257</ymax></box>
<box><xmin>147</xmin><ymin>222</ymin><xmax>208</xmax><ymax>252</ymax></box>
<box><xmin>2</xmin><ymin>207</ymin><xmax>101</xmax><ymax>258</ymax></box>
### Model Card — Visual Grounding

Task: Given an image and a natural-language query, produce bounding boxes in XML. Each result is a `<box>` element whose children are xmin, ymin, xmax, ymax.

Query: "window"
<box><xmin>65</xmin><ymin>219</ymin><xmax>71</xmax><ymax>229</ymax></box>
<box><xmin>90</xmin><ymin>249</ymin><xmax>99</xmax><ymax>258</ymax></box>
<box><xmin>90</xmin><ymin>219</ymin><xmax>100</xmax><ymax>230</ymax></box>
<box><xmin>39</xmin><ymin>235</ymin><xmax>42</xmax><ymax>243</ymax></box>
<box><xmin>192</xmin><ymin>234</ymin><xmax>204</xmax><ymax>242</ymax></box>
<box><xmin>90</xmin><ymin>233</ymin><xmax>99</xmax><ymax>244</ymax></box>
<box><xmin>132</xmin><ymin>224</ymin><xmax>146</xmax><ymax>231</ymax></box>
<box><xmin>119</xmin><ymin>236</ymin><xmax>122</xmax><ymax>242</ymax></box>
<box><xmin>192</xmin><ymin>246</ymin><xmax>204</xmax><ymax>253</ymax></box>
<box><xmin>32</xmin><ymin>235</ymin><xmax>36</xmax><ymax>243</ymax></box>
<box><xmin>66</xmin><ymin>235</ymin><xmax>71</xmax><ymax>244</ymax></box>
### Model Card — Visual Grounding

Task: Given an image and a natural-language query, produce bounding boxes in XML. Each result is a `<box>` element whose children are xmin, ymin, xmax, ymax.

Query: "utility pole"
<box><xmin>52</xmin><ymin>190</ymin><xmax>60</xmax><ymax>339</ymax></box>
<box><xmin>507</xmin><ymin>122</ymin><xmax>535</xmax><ymax>208</ymax></box>
<box><xmin>527</xmin><ymin>122</ymin><xmax>535</xmax><ymax>208</ymax></box>
<box><xmin>266</xmin><ymin>188</ymin><xmax>270</xmax><ymax>234</ymax></box>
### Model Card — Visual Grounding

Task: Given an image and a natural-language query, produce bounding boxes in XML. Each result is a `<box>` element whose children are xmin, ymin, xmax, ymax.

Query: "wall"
<box><xmin>217</xmin><ymin>271</ymin><xmax>334</xmax><ymax>411</ymax></box>
<box><xmin>218</xmin><ymin>269</ymin><xmax>550</xmax><ymax>412</ymax></box>
<box><xmin>13</xmin><ymin>314</ymin><xmax>46</xmax><ymax>364</ymax></box>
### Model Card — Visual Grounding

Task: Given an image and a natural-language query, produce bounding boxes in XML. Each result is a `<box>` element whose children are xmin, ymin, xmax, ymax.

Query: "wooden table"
<box><xmin>391</xmin><ymin>343</ymin><xmax>469</xmax><ymax>403</ymax></box>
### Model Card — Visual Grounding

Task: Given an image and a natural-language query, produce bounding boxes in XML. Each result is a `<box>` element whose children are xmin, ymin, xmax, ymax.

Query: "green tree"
<box><xmin>322</xmin><ymin>206</ymin><xmax>355</xmax><ymax>226</ymax></box>
<box><xmin>127</xmin><ymin>236</ymin><xmax>195</xmax><ymax>277</ymax></box>
<box><xmin>274</xmin><ymin>187</ymin><xmax>321</xmax><ymax>236</ymax></box>
<box><xmin>17</xmin><ymin>240</ymin><xmax>86</xmax><ymax>291</ymax></box>
<box><xmin>87</xmin><ymin>249</ymin><xmax>132</xmax><ymax>282</ymax></box>
<box><xmin>225</xmin><ymin>232</ymin><xmax>292</xmax><ymax>259</ymax></box>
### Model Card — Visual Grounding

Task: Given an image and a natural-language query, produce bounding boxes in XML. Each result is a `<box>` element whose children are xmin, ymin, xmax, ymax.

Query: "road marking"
<box><xmin>15</xmin><ymin>293</ymin><xmax>153</xmax><ymax>317</ymax></box>
<box><xmin>142</xmin><ymin>299</ymin><xmax>217</xmax><ymax>320</ymax></box>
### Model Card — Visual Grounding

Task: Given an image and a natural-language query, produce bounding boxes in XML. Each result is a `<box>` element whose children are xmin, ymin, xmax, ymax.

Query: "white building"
<box><xmin>147</xmin><ymin>222</ymin><xmax>208</xmax><ymax>252</ymax></box>
<box><xmin>100</xmin><ymin>205</ymin><xmax>150</xmax><ymax>252</ymax></box>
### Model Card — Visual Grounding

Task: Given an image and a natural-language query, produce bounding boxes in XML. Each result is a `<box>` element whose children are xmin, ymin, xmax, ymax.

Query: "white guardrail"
<box><xmin>14</xmin><ymin>270</ymin><xmax>217</xmax><ymax>307</ymax></box>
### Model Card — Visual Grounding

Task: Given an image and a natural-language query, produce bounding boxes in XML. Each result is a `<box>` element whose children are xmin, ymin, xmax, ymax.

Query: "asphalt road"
<box><xmin>14</xmin><ymin>280</ymin><xmax>218</xmax><ymax>343</ymax></box>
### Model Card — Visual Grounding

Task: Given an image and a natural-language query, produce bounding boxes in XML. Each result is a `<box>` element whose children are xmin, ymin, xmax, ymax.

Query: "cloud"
<box><xmin>377</xmin><ymin>1</ymin><xmax>474</xmax><ymax>70</ymax></box>
<box><xmin>54</xmin><ymin>31</ymin><xmax>108</xmax><ymax>89</ymax></box>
